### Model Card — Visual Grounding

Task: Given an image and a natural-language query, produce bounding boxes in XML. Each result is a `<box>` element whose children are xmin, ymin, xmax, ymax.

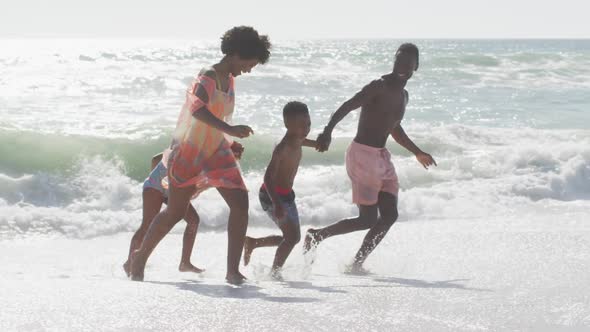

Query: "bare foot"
<box><xmin>303</xmin><ymin>229</ymin><xmax>321</xmax><ymax>254</ymax></box>
<box><xmin>226</xmin><ymin>271</ymin><xmax>247</xmax><ymax>285</ymax></box>
<box><xmin>123</xmin><ymin>260</ymin><xmax>130</xmax><ymax>277</ymax></box>
<box><xmin>243</xmin><ymin>236</ymin><xmax>254</xmax><ymax>266</ymax></box>
<box><xmin>179</xmin><ymin>262</ymin><xmax>205</xmax><ymax>273</ymax></box>
<box><xmin>129</xmin><ymin>250</ymin><xmax>146</xmax><ymax>282</ymax></box>
<box><xmin>344</xmin><ymin>263</ymin><xmax>371</xmax><ymax>276</ymax></box>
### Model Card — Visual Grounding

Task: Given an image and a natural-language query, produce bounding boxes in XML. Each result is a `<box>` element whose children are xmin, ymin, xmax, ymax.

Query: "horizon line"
<box><xmin>2</xmin><ymin>35</ymin><xmax>590</xmax><ymax>41</ymax></box>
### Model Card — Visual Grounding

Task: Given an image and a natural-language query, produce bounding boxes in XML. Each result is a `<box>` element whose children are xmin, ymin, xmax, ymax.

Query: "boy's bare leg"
<box><xmin>351</xmin><ymin>192</ymin><xmax>398</xmax><ymax>271</ymax></box>
<box><xmin>179</xmin><ymin>204</ymin><xmax>205</xmax><ymax>273</ymax></box>
<box><xmin>243</xmin><ymin>235</ymin><xmax>283</xmax><ymax>266</ymax></box>
<box><xmin>129</xmin><ymin>184</ymin><xmax>195</xmax><ymax>281</ymax></box>
<box><xmin>217</xmin><ymin>187</ymin><xmax>249</xmax><ymax>285</ymax></box>
<box><xmin>271</xmin><ymin>221</ymin><xmax>301</xmax><ymax>280</ymax></box>
<box><xmin>124</xmin><ymin>189</ymin><xmax>164</xmax><ymax>276</ymax></box>
<box><xmin>303</xmin><ymin>204</ymin><xmax>379</xmax><ymax>253</ymax></box>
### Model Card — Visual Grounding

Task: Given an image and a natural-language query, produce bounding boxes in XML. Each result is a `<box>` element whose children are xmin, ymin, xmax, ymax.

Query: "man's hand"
<box><xmin>316</xmin><ymin>131</ymin><xmax>332</xmax><ymax>152</ymax></box>
<box><xmin>273</xmin><ymin>202</ymin><xmax>286</xmax><ymax>221</ymax></box>
<box><xmin>231</xmin><ymin>142</ymin><xmax>244</xmax><ymax>160</ymax></box>
<box><xmin>227</xmin><ymin>125</ymin><xmax>254</xmax><ymax>138</ymax></box>
<box><xmin>416</xmin><ymin>152</ymin><xmax>437</xmax><ymax>169</ymax></box>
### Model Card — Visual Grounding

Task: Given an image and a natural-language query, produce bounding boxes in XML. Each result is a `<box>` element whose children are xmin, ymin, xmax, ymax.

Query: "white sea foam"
<box><xmin>1</xmin><ymin>125</ymin><xmax>588</xmax><ymax>239</ymax></box>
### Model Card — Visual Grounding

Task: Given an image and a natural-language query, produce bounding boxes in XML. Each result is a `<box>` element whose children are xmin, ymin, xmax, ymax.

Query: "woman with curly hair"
<box><xmin>129</xmin><ymin>26</ymin><xmax>271</xmax><ymax>284</ymax></box>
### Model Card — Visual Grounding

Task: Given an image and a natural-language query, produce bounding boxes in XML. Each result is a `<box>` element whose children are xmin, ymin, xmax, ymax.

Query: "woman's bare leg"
<box><xmin>123</xmin><ymin>188</ymin><xmax>164</xmax><ymax>276</ymax></box>
<box><xmin>217</xmin><ymin>187</ymin><xmax>249</xmax><ymax>284</ymax></box>
<box><xmin>129</xmin><ymin>183</ymin><xmax>195</xmax><ymax>281</ymax></box>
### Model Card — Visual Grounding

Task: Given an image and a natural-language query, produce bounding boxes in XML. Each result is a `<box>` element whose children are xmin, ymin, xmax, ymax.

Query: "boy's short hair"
<box><xmin>221</xmin><ymin>26</ymin><xmax>272</xmax><ymax>64</ymax></box>
<box><xmin>283</xmin><ymin>101</ymin><xmax>309</xmax><ymax>121</ymax></box>
<box><xmin>396</xmin><ymin>43</ymin><xmax>419</xmax><ymax>70</ymax></box>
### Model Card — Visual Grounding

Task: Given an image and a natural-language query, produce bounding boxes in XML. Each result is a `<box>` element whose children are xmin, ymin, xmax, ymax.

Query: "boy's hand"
<box><xmin>230</xmin><ymin>142</ymin><xmax>244</xmax><ymax>159</ymax></box>
<box><xmin>416</xmin><ymin>152</ymin><xmax>437</xmax><ymax>169</ymax></box>
<box><xmin>227</xmin><ymin>125</ymin><xmax>254</xmax><ymax>138</ymax></box>
<box><xmin>273</xmin><ymin>202</ymin><xmax>286</xmax><ymax>221</ymax></box>
<box><xmin>316</xmin><ymin>131</ymin><xmax>332</xmax><ymax>152</ymax></box>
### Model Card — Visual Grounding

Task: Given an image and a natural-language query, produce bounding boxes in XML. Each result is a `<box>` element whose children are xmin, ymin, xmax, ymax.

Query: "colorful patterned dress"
<box><xmin>162</xmin><ymin>68</ymin><xmax>246</xmax><ymax>197</ymax></box>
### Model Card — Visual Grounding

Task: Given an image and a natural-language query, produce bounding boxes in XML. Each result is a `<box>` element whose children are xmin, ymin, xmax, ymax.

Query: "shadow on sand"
<box><xmin>373</xmin><ymin>276</ymin><xmax>492</xmax><ymax>292</ymax></box>
<box><xmin>283</xmin><ymin>281</ymin><xmax>347</xmax><ymax>294</ymax></box>
<box><xmin>146</xmin><ymin>279</ymin><xmax>321</xmax><ymax>303</ymax></box>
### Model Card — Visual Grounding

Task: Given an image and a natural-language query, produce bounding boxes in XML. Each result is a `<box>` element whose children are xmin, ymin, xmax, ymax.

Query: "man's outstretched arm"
<box><xmin>391</xmin><ymin>125</ymin><xmax>437</xmax><ymax>169</ymax></box>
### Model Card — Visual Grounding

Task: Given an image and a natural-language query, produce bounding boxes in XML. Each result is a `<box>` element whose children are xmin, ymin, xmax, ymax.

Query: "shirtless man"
<box><xmin>304</xmin><ymin>43</ymin><xmax>437</xmax><ymax>273</ymax></box>
<box><xmin>242</xmin><ymin>101</ymin><xmax>317</xmax><ymax>280</ymax></box>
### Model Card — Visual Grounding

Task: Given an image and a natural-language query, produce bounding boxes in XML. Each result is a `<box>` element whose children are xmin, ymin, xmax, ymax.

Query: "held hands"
<box><xmin>316</xmin><ymin>131</ymin><xmax>332</xmax><ymax>152</ymax></box>
<box><xmin>228</xmin><ymin>125</ymin><xmax>254</xmax><ymax>139</ymax></box>
<box><xmin>416</xmin><ymin>151</ymin><xmax>437</xmax><ymax>169</ymax></box>
<box><xmin>230</xmin><ymin>141</ymin><xmax>244</xmax><ymax>160</ymax></box>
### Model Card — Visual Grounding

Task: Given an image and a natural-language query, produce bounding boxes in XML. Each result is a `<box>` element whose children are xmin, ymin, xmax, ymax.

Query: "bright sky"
<box><xmin>1</xmin><ymin>0</ymin><xmax>589</xmax><ymax>39</ymax></box>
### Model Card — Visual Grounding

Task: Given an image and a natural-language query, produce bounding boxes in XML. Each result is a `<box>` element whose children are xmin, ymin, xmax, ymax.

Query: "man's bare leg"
<box><xmin>129</xmin><ymin>183</ymin><xmax>195</xmax><ymax>281</ymax></box>
<box><xmin>243</xmin><ymin>235</ymin><xmax>283</xmax><ymax>266</ymax></box>
<box><xmin>178</xmin><ymin>204</ymin><xmax>205</xmax><ymax>273</ymax></box>
<box><xmin>124</xmin><ymin>188</ymin><xmax>164</xmax><ymax>276</ymax></box>
<box><xmin>303</xmin><ymin>204</ymin><xmax>378</xmax><ymax>253</ymax></box>
<box><xmin>217</xmin><ymin>187</ymin><xmax>249</xmax><ymax>285</ymax></box>
<box><xmin>350</xmin><ymin>192</ymin><xmax>398</xmax><ymax>272</ymax></box>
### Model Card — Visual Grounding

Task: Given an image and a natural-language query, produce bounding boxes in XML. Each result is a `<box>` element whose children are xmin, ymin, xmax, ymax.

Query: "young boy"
<box><xmin>304</xmin><ymin>43</ymin><xmax>437</xmax><ymax>274</ymax></box>
<box><xmin>242</xmin><ymin>101</ymin><xmax>317</xmax><ymax>280</ymax></box>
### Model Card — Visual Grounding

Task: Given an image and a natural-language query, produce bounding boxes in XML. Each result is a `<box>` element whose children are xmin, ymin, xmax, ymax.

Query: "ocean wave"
<box><xmin>1</xmin><ymin>39</ymin><xmax>589</xmax><ymax>140</ymax></box>
<box><xmin>1</xmin><ymin>39</ymin><xmax>589</xmax><ymax>238</ymax></box>
<box><xmin>1</xmin><ymin>124</ymin><xmax>589</xmax><ymax>239</ymax></box>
